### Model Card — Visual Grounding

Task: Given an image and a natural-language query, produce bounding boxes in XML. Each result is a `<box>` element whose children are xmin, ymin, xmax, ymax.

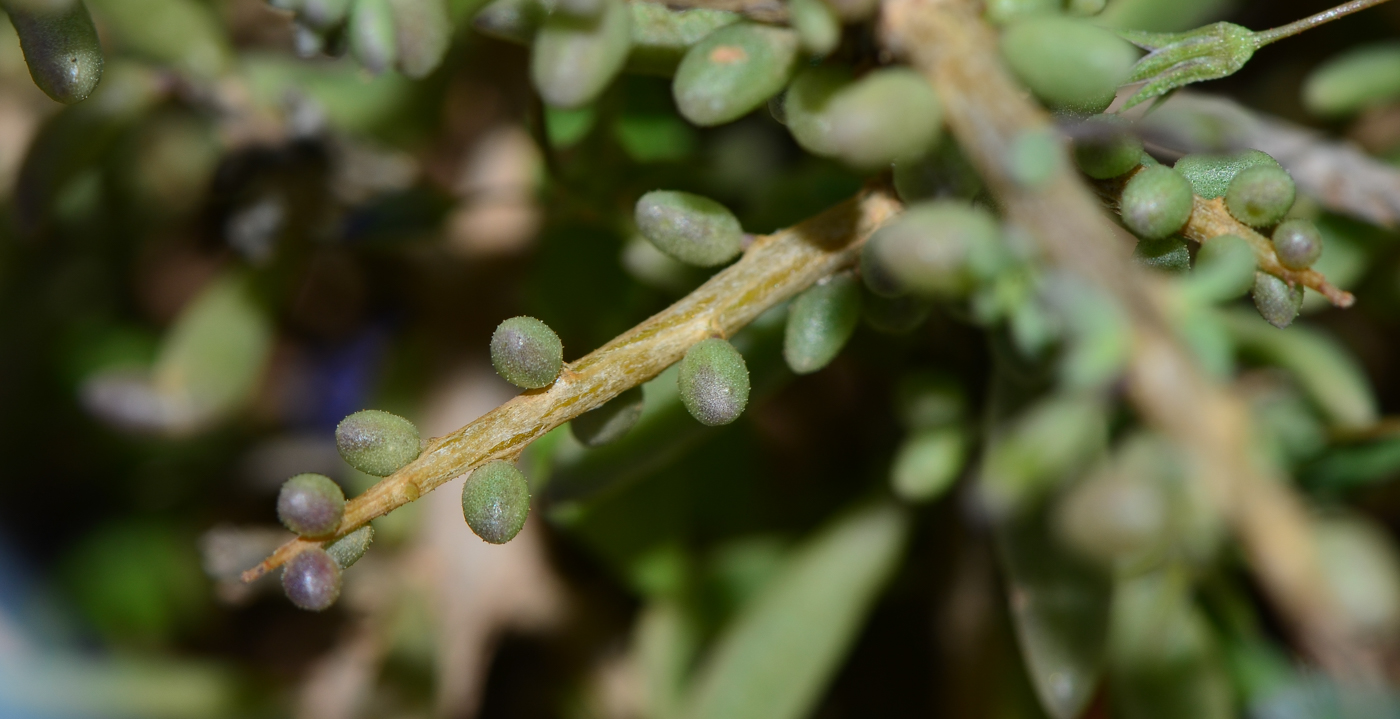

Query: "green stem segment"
<box><xmin>1255</xmin><ymin>0</ymin><xmax>1395</xmax><ymax>46</ymax></box>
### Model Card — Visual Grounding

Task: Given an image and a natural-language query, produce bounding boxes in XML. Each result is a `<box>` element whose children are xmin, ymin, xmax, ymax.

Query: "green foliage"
<box><xmin>461</xmin><ymin>459</ymin><xmax>532</xmax><ymax>543</ymax></box>
<box><xmin>678</xmin><ymin>337</ymin><xmax>750</xmax><ymax>426</ymax></box>
<box><xmin>531</xmin><ymin>0</ymin><xmax>631</xmax><ymax>108</ymax></box>
<box><xmin>1073</xmin><ymin>116</ymin><xmax>1144</xmax><ymax>180</ymax></box>
<box><xmin>282</xmin><ymin>547</ymin><xmax>343</xmax><ymax>611</ymax></box>
<box><xmin>5</xmin><ymin>0</ymin><xmax>103</xmax><ymax>103</ymax></box>
<box><xmin>672</xmin><ymin>23</ymin><xmax>799</xmax><ymax>126</ymax></box>
<box><xmin>634</xmin><ymin>189</ymin><xmax>744</xmax><ymax>267</ymax></box>
<box><xmin>1119</xmin><ymin>22</ymin><xmax>1258</xmax><ymax>109</ymax></box>
<box><xmin>889</xmin><ymin>427</ymin><xmax>965</xmax><ymax>502</ymax></box>
<box><xmin>1302</xmin><ymin>42</ymin><xmax>1400</xmax><ymax>117</ymax></box>
<box><xmin>349</xmin><ymin>0</ymin><xmax>399</xmax><ymax>74</ymax></box>
<box><xmin>336</xmin><ymin>409</ymin><xmax>423</xmax><ymax>476</ymax></box>
<box><xmin>1133</xmin><ymin>235</ymin><xmax>1191</xmax><ymax>273</ymax></box>
<box><xmin>1173</xmin><ymin>149</ymin><xmax>1280</xmax><ymax>200</ymax></box>
<box><xmin>782</xmin><ymin>270</ymin><xmax>861</xmax><ymax>375</ymax></box>
<box><xmin>1185</xmin><ymin>235</ymin><xmax>1256</xmax><ymax>302</ymax></box>
<box><xmin>490</xmin><ymin>315</ymin><xmax>565</xmax><ymax>389</ymax></box>
<box><xmin>1000</xmin><ymin>16</ymin><xmax>1137</xmax><ymax>110</ymax></box>
<box><xmin>683</xmin><ymin>503</ymin><xmax>909</xmax><ymax>719</ymax></box>
<box><xmin>277</xmin><ymin>473</ymin><xmax>347</xmax><ymax>537</ymax></box>
<box><xmin>1120</xmin><ymin>165</ymin><xmax>1193</xmax><ymax>239</ymax></box>
<box><xmin>790</xmin><ymin>0</ymin><xmax>840</xmax><ymax>57</ymax></box>
<box><xmin>326</xmin><ymin>525</ymin><xmax>376</xmax><ymax>568</ymax></box>
<box><xmin>865</xmin><ymin>201</ymin><xmax>1004</xmax><ymax>298</ymax></box>
<box><xmin>1249</xmin><ymin>272</ymin><xmax>1303</xmax><ymax>329</ymax></box>
<box><xmin>785</xmin><ymin>67</ymin><xmax>943</xmax><ymax>169</ymax></box>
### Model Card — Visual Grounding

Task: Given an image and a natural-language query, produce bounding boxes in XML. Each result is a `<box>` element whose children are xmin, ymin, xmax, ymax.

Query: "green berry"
<box><xmin>325</xmin><ymin>525</ymin><xmax>375</xmax><ymax>569</ymax></box>
<box><xmin>461</xmin><ymin>460</ymin><xmax>531</xmax><ymax>544</ymax></box>
<box><xmin>571</xmin><ymin>386</ymin><xmax>645</xmax><ymax>446</ymax></box>
<box><xmin>491</xmin><ymin>316</ymin><xmax>564</xmax><ymax>389</ymax></box>
<box><xmin>1072</xmin><ymin>115</ymin><xmax>1143</xmax><ymax>180</ymax></box>
<box><xmin>1133</xmin><ymin>235</ymin><xmax>1189</xmax><ymax>273</ymax></box>
<box><xmin>349</xmin><ymin>0</ymin><xmax>397</xmax><ymax>74</ymax></box>
<box><xmin>635</xmin><ymin>190</ymin><xmax>744</xmax><ymax>267</ymax></box>
<box><xmin>1173</xmin><ymin>149</ymin><xmax>1280</xmax><ymax>199</ymax></box>
<box><xmin>336</xmin><ymin>409</ymin><xmax>422</xmax><ymax>477</ymax></box>
<box><xmin>677</xmin><ymin>338</ymin><xmax>750</xmax><ymax>426</ymax></box>
<box><xmin>531</xmin><ymin>0</ymin><xmax>632</xmax><ymax>109</ymax></box>
<box><xmin>868</xmin><ymin>202</ymin><xmax>1003</xmax><ymax>298</ymax></box>
<box><xmin>673</xmin><ymin>22</ymin><xmax>799</xmax><ymax>126</ymax></box>
<box><xmin>890</xmin><ymin>427</ymin><xmax>965</xmax><ymax>503</ymax></box>
<box><xmin>1189</xmin><ymin>234</ymin><xmax>1256</xmax><ymax>301</ymax></box>
<box><xmin>1252</xmin><ymin>272</ymin><xmax>1303</xmax><ymax>329</ymax></box>
<box><xmin>999</xmin><ymin>16</ymin><xmax>1136</xmax><ymax>109</ymax></box>
<box><xmin>1225</xmin><ymin>165</ymin><xmax>1295</xmax><ymax>228</ymax></box>
<box><xmin>861</xmin><ymin>291</ymin><xmax>933</xmax><ymax>333</ymax></box>
<box><xmin>8</xmin><ymin>0</ymin><xmax>104</xmax><ymax>104</ymax></box>
<box><xmin>783</xmin><ymin>271</ymin><xmax>861</xmax><ymax>375</ymax></box>
<box><xmin>790</xmin><ymin>0</ymin><xmax>840</xmax><ymax>56</ymax></box>
<box><xmin>282</xmin><ymin>547</ymin><xmax>342</xmax><ymax>611</ymax></box>
<box><xmin>1120</xmin><ymin>165</ymin><xmax>1192</xmax><ymax>240</ymax></box>
<box><xmin>1271</xmin><ymin>219</ymin><xmax>1322</xmax><ymax>270</ymax></box>
<box><xmin>278</xmin><ymin>473</ymin><xmax>346</xmax><ymax>537</ymax></box>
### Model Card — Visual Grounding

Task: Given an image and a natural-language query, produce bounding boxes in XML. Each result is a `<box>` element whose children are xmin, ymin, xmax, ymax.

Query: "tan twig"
<box><xmin>881</xmin><ymin>0</ymin><xmax>1377</xmax><ymax>681</ymax></box>
<box><xmin>241</xmin><ymin>186</ymin><xmax>902</xmax><ymax>583</ymax></box>
<box><xmin>1093</xmin><ymin>168</ymin><xmax>1356</xmax><ymax>307</ymax></box>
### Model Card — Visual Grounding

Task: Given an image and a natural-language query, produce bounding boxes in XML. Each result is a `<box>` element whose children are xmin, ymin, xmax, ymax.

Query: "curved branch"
<box><xmin>242</xmin><ymin>186</ymin><xmax>902</xmax><ymax>583</ymax></box>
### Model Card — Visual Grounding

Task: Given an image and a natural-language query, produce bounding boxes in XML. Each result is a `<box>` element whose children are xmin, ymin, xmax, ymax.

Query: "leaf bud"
<box><xmin>1120</xmin><ymin>165</ymin><xmax>1192</xmax><ymax>240</ymax></box>
<box><xmin>461</xmin><ymin>460</ymin><xmax>531</xmax><ymax>544</ymax></box>
<box><xmin>325</xmin><ymin>525</ymin><xmax>375</xmax><ymax>569</ymax></box>
<box><xmin>283</xmin><ymin>547</ymin><xmax>342</xmax><ymax>611</ymax></box>
<box><xmin>278</xmin><ymin>473</ymin><xmax>346</xmax><ymax>538</ymax></box>
<box><xmin>677</xmin><ymin>338</ymin><xmax>750</xmax><ymax>426</ymax></box>
<box><xmin>336</xmin><ymin>409</ymin><xmax>422</xmax><ymax>477</ymax></box>
<box><xmin>634</xmin><ymin>189</ymin><xmax>744</xmax><ymax>267</ymax></box>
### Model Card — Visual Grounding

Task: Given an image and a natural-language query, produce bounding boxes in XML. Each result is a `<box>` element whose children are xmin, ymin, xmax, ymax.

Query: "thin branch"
<box><xmin>1092</xmin><ymin>167</ymin><xmax>1356</xmax><ymax>307</ymax></box>
<box><xmin>1255</xmin><ymin>0</ymin><xmax>1395</xmax><ymax>46</ymax></box>
<box><xmin>880</xmin><ymin>0</ymin><xmax>1379</xmax><ymax>681</ymax></box>
<box><xmin>241</xmin><ymin>186</ymin><xmax>902</xmax><ymax>583</ymax></box>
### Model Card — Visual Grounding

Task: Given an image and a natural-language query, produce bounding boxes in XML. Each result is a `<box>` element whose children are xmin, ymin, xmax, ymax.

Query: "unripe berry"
<box><xmin>325</xmin><ymin>525</ymin><xmax>375</xmax><ymax>569</ymax></box>
<box><xmin>349</xmin><ymin>0</ymin><xmax>397</xmax><ymax>75</ymax></box>
<box><xmin>531</xmin><ymin>0</ymin><xmax>632</xmax><ymax>108</ymax></box>
<box><xmin>336</xmin><ymin>409</ymin><xmax>422</xmax><ymax>477</ymax></box>
<box><xmin>677</xmin><ymin>338</ymin><xmax>750</xmax><ymax>426</ymax></box>
<box><xmin>999</xmin><ymin>16</ymin><xmax>1136</xmax><ymax>110</ymax></box>
<box><xmin>1271</xmin><ymin>219</ymin><xmax>1323</xmax><ymax>270</ymax></box>
<box><xmin>1173</xmin><ymin>149</ymin><xmax>1281</xmax><ymax>199</ymax></box>
<box><xmin>282</xmin><ymin>547</ymin><xmax>342</xmax><ymax>611</ymax></box>
<box><xmin>8</xmin><ymin>0</ymin><xmax>104</xmax><ymax>104</ymax></box>
<box><xmin>1072</xmin><ymin>116</ymin><xmax>1143</xmax><ymax>180</ymax></box>
<box><xmin>491</xmin><ymin>316</ymin><xmax>564</xmax><ymax>389</ymax></box>
<box><xmin>1225</xmin><ymin>165</ymin><xmax>1295</xmax><ymax>228</ymax></box>
<box><xmin>783</xmin><ymin>271</ymin><xmax>861</xmax><ymax>375</ymax></box>
<box><xmin>278</xmin><ymin>473</ymin><xmax>346</xmax><ymax>537</ymax></box>
<box><xmin>461</xmin><ymin>460</ymin><xmax>531</xmax><ymax>544</ymax></box>
<box><xmin>635</xmin><ymin>190</ymin><xmax>744</xmax><ymax>267</ymax></box>
<box><xmin>1252</xmin><ymin>272</ymin><xmax>1303</xmax><ymax>329</ymax></box>
<box><xmin>673</xmin><ymin>23</ymin><xmax>800</xmax><ymax>126</ymax></box>
<box><xmin>1120</xmin><ymin>166</ymin><xmax>1193</xmax><ymax>240</ymax></box>
<box><xmin>571</xmin><ymin>386</ymin><xmax>645</xmax><ymax>447</ymax></box>
<box><xmin>867</xmin><ymin>202</ymin><xmax>1003</xmax><ymax>298</ymax></box>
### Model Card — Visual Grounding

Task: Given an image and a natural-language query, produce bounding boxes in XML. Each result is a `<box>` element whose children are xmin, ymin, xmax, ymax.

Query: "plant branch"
<box><xmin>880</xmin><ymin>0</ymin><xmax>1379</xmax><ymax>680</ymax></box>
<box><xmin>1255</xmin><ymin>0</ymin><xmax>1395</xmax><ymax>46</ymax></box>
<box><xmin>1092</xmin><ymin>168</ymin><xmax>1356</xmax><ymax>307</ymax></box>
<box><xmin>241</xmin><ymin>186</ymin><xmax>902</xmax><ymax>583</ymax></box>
